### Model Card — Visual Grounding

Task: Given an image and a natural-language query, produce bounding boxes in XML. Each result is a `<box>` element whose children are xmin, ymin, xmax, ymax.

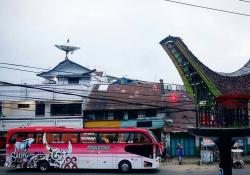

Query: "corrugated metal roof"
<box><xmin>86</xmin><ymin>83</ymin><xmax>167</xmax><ymax>110</ymax></box>
<box><xmin>86</xmin><ymin>84</ymin><xmax>196</xmax><ymax>132</ymax></box>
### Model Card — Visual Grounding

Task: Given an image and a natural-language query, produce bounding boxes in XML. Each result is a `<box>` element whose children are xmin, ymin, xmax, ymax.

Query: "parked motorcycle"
<box><xmin>231</xmin><ymin>149</ymin><xmax>244</xmax><ymax>168</ymax></box>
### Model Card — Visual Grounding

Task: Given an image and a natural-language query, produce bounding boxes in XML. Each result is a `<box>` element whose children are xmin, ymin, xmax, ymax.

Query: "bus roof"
<box><xmin>7</xmin><ymin>126</ymin><xmax>151</xmax><ymax>134</ymax></box>
<box><xmin>6</xmin><ymin>126</ymin><xmax>159</xmax><ymax>144</ymax></box>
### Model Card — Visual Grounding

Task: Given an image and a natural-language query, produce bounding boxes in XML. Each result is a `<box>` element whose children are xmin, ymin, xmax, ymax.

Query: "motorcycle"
<box><xmin>231</xmin><ymin>149</ymin><xmax>244</xmax><ymax>168</ymax></box>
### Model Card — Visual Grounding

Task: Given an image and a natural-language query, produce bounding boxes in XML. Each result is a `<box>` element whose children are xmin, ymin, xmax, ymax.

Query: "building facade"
<box><xmin>0</xmin><ymin>43</ymin><xmax>105</xmax><ymax>134</ymax></box>
<box><xmin>83</xmin><ymin>81</ymin><xmax>167</xmax><ymax>140</ymax></box>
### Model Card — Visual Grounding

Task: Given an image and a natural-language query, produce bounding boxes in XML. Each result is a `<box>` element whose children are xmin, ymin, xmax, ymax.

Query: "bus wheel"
<box><xmin>119</xmin><ymin>160</ymin><xmax>131</xmax><ymax>173</ymax></box>
<box><xmin>38</xmin><ymin>161</ymin><xmax>50</xmax><ymax>172</ymax></box>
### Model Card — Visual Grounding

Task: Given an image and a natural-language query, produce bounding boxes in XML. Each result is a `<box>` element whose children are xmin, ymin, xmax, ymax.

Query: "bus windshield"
<box><xmin>148</xmin><ymin>130</ymin><xmax>159</xmax><ymax>142</ymax></box>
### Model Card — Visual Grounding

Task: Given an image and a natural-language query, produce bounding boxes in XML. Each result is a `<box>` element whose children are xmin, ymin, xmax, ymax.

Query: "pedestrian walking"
<box><xmin>177</xmin><ymin>144</ymin><xmax>184</xmax><ymax>165</ymax></box>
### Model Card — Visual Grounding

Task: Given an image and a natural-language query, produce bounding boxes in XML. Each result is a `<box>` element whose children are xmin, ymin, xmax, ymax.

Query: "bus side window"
<box><xmin>99</xmin><ymin>133</ymin><xmax>116</xmax><ymax>144</ymax></box>
<box><xmin>133</xmin><ymin>133</ymin><xmax>152</xmax><ymax>144</ymax></box>
<box><xmin>46</xmin><ymin>133</ymin><xmax>61</xmax><ymax>143</ymax></box>
<box><xmin>80</xmin><ymin>133</ymin><xmax>97</xmax><ymax>144</ymax></box>
<box><xmin>99</xmin><ymin>134</ymin><xmax>110</xmax><ymax>144</ymax></box>
<box><xmin>109</xmin><ymin>133</ymin><xmax>117</xmax><ymax>143</ymax></box>
<box><xmin>117</xmin><ymin>133</ymin><xmax>130</xmax><ymax>143</ymax></box>
<box><xmin>27</xmin><ymin>133</ymin><xmax>35</xmax><ymax>140</ymax></box>
<box><xmin>133</xmin><ymin>133</ymin><xmax>141</xmax><ymax>143</ymax></box>
<box><xmin>10</xmin><ymin>133</ymin><xmax>27</xmax><ymax>144</ymax></box>
<box><xmin>36</xmin><ymin>133</ymin><xmax>43</xmax><ymax>144</ymax></box>
<box><xmin>127</xmin><ymin>133</ymin><xmax>134</xmax><ymax>144</ymax></box>
<box><xmin>61</xmin><ymin>133</ymin><xmax>78</xmax><ymax>144</ymax></box>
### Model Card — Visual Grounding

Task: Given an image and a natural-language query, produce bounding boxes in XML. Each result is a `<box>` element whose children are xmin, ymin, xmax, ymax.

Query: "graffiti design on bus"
<box><xmin>42</xmin><ymin>133</ymin><xmax>76</xmax><ymax>169</ymax></box>
<box><xmin>7</xmin><ymin>133</ymin><xmax>76</xmax><ymax>169</ymax></box>
<box><xmin>14</xmin><ymin>138</ymin><xmax>34</xmax><ymax>152</ymax></box>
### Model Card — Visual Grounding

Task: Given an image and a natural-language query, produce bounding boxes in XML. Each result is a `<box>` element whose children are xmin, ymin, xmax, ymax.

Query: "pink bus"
<box><xmin>5</xmin><ymin>126</ymin><xmax>162</xmax><ymax>172</ymax></box>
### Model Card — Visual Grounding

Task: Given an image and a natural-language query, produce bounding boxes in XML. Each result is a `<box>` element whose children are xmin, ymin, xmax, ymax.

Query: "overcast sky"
<box><xmin>0</xmin><ymin>0</ymin><xmax>250</xmax><ymax>85</ymax></box>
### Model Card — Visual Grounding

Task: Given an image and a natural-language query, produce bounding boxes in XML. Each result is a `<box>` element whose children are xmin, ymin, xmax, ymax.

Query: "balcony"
<box><xmin>0</xmin><ymin>116</ymin><xmax>83</xmax><ymax>131</ymax></box>
<box><xmin>0</xmin><ymin>84</ymin><xmax>92</xmax><ymax>101</ymax></box>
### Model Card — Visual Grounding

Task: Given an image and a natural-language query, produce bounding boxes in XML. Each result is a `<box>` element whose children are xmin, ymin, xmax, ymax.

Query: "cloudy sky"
<box><xmin>0</xmin><ymin>0</ymin><xmax>250</xmax><ymax>84</ymax></box>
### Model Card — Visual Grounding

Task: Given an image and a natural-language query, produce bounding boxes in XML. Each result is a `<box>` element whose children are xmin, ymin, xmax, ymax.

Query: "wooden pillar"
<box><xmin>215</xmin><ymin>137</ymin><xmax>233</xmax><ymax>175</ymax></box>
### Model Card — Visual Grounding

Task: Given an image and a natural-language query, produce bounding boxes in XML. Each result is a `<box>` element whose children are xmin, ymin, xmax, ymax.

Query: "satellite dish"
<box><xmin>55</xmin><ymin>39</ymin><xmax>80</xmax><ymax>59</ymax></box>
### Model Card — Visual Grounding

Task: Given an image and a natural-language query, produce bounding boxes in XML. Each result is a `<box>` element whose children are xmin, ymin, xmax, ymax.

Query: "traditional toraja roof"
<box><xmin>163</xmin><ymin>91</ymin><xmax>196</xmax><ymax>132</ymax></box>
<box><xmin>37</xmin><ymin>59</ymin><xmax>96</xmax><ymax>80</ymax></box>
<box><xmin>160</xmin><ymin>36</ymin><xmax>250</xmax><ymax>99</ymax></box>
<box><xmin>85</xmin><ymin>83</ymin><xmax>167</xmax><ymax>110</ymax></box>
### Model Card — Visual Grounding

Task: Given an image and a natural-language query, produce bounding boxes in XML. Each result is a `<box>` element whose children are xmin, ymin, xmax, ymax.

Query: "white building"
<box><xmin>0</xmin><ymin>42</ymin><xmax>106</xmax><ymax>133</ymax></box>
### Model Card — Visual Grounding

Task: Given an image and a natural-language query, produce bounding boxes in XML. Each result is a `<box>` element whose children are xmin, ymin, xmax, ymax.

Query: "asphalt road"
<box><xmin>0</xmin><ymin>165</ymin><xmax>249</xmax><ymax>175</ymax></box>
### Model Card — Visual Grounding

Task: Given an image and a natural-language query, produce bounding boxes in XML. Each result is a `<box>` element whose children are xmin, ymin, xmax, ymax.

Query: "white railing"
<box><xmin>164</xmin><ymin>84</ymin><xmax>186</xmax><ymax>91</ymax></box>
<box><xmin>0</xmin><ymin>118</ymin><xmax>83</xmax><ymax>131</ymax></box>
<box><xmin>0</xmin><ymin>84</ymin><xmax>93</xmax><ymax>101</ymax></box>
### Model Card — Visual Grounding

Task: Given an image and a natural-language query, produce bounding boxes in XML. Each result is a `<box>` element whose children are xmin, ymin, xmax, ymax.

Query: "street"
<box><xmin>0</xmin><ymin>164</ymin><xmax>250</xmax><ymax>175</ymax></box>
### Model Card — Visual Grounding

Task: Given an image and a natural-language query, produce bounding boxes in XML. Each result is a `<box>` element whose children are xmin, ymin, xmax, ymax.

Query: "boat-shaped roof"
<box><xmin>160</xmin><ymin>36</ymin><xmax>250</xmax><ymax>98</ymax></box>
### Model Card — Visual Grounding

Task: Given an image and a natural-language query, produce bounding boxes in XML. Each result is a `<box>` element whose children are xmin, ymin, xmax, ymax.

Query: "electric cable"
<box><xmin>165</xmin><ymin>0</ymin><xmax>250</xmax><ymax>17</ymax></box>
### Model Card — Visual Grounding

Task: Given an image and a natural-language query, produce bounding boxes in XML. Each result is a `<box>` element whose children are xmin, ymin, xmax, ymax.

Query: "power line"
<box><xmin>0</xmin><ymin>66</ymin><xmax>40</xmax><ymax>74</ymax></box>
<box><xmin>0</xmin><ymin>95</ymin><xmax>194</xmax><ymax>113</ymax></box>
<box><xmin>0</xmin><ymin>102</ymin><xmax>196</xmax><ymax>121</ymax></box>
<box><xmin>0</xmin><ymin>87</ymin><xmax>196</xmax><ymax>122</ymax></box>
<box><xmin>165</xmin><ymin>0</ymin><xmax>250</xmax><ymax>17</ymax></box>
<box><xmin>0</xmin><ymin>62</ymin><xmax>95</xmax><ymax>75</ymax></box>
<box><xmin>0</xmin><ymin>61</ymin><xmax>122</xmax><ymax>85</ymax></box>
<box><xmin>33</xmin><ymin>84</ymin><xmax>190</xmax><ymax>99</ymax></box>
<box><xmin>0</xmin><ymin>62</ymin><xmax>50</xmax><ymax>71</ymax></box>
<box><xmin>0</xmin><ymin>105</ymin><xmax>195</xmax><ymax>121</ymax></box>
<box><xmin>1</xmin><ymin>99</ymin><xmax>193</xmax><ymax>110</ymax></box>
<box><xmin>0</xmin><ymin>81</ymin><xmax>175</xmax><ymax>110</ymax></box>
<box><xmin>0</xmin><ymin>61</ymin><xmax>187</xmax><ymax>89</ymax></box>
<box><xmin>0</xmin><ymin>63</ymin><xmax>194</xmax><ymax>107</ymax></box>
<box><xmin>0</xmin><ymin>61</ymin><xmax>110</xmax><ymax>79</ymax></box>
<box><xmin>0</xmin><ymin>65</ymin><xmax>191</xmax><ymax>99</ymax></box>
<box><xmin>0</xmin><ymin>64</ymin><xmax>191</xmax><ymax>104</ymax></box>
<box><xmin>0</xmin><ymin>83</ymin><xmax>194</xmax><ymax>108</ymax></box>
<box><xmin>0</xmin><ymin>94</ymin><xmax>82</xmax><ymax>102</ymax></box>
<box><xmin>0</xmin><ymin>61</ymin><xmax>112</xmax><ymax>84</ymax></box>
<box><xmin>0</xmin><ymin>65</ymin><xmax>101</xmax><ymax>84</ymax></box>
<box><xmin>239</xmin><ymin>0</ymin><xmax>250</xmax><ymax>3</ymax></box>
<box><xmin>0</xmin><ymin>64</ymin><xmax>139</xmax><ymax>85</ymax></box>
<box><xmin>0</xmin><ymin>81</ymin><xmax>196</xmax><ymax>112</ymax></box>
<box><xmin>0</xmin><ymin>111</ymin><xmax>83</xmax><ymax>120</ymax></box>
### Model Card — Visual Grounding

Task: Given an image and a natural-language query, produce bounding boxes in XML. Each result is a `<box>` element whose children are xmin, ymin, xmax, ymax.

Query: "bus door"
<box><xmin>125</xmin><ymin>132</ymin><xmax>154</xmax><ymax>168</ymax></box>
<box><xmin>97</xmin><ymin>133</ymin><xmax>116</xmax><ymax>169</ymax></box>
<box><xmin>79</xmin><ymin>132</ymin><xmax>98</xmax><ymax>169</ymax></box>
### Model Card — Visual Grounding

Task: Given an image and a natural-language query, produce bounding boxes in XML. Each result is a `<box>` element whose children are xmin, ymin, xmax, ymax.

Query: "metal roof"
<box><xmin>86</xmin><ymin>83</ymin><xmax>167</xmax><ymax>110</ymax></box>
<box><xmin>37</xmin><ymin>59</ymin><xmax>95</xmax><ymax>78</ymax></box>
